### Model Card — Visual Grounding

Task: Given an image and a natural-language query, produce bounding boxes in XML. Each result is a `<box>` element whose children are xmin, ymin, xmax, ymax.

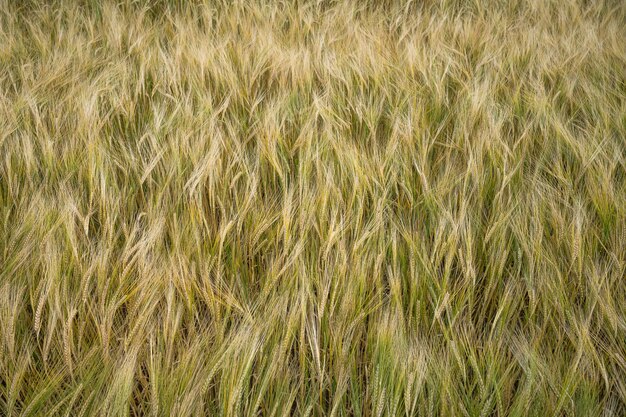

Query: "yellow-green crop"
<box><xmin>1</xmin><ymin>0</ymin><xmax>625</xmax><ymax>415</ymax></box>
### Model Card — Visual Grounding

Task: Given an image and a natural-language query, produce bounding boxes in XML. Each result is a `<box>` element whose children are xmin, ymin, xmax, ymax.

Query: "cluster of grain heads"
<box><xmin>1</xmin><ymin>0</ymin><xmax>625</xmax><ymax>416</ymax></box>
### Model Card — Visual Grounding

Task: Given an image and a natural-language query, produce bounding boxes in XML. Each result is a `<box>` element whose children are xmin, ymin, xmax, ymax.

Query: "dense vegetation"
<box><xmin>1</xmin><ymin>1</ymin><xmax>625</xmax><ymax>415</ymax></box>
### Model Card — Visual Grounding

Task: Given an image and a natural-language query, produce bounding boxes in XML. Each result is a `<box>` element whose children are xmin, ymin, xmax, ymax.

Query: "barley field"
<box><xmin>1</xmin><ymin>0</ymin><xmax>625</xmax><ymax>416</ymax></box>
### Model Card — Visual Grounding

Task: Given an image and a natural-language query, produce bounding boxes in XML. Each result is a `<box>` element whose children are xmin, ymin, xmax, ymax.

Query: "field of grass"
<box><xmin>1</xmin><ymin>0</ymin><xmax>625</xmax><ymax>415</ymax></box>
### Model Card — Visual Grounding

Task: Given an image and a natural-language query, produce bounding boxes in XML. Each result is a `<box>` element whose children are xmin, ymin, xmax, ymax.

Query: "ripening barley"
<box><xmin>0</xmin><ymin>1</ymin><xmax>625</xmax><ymax>416</ymax></box>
